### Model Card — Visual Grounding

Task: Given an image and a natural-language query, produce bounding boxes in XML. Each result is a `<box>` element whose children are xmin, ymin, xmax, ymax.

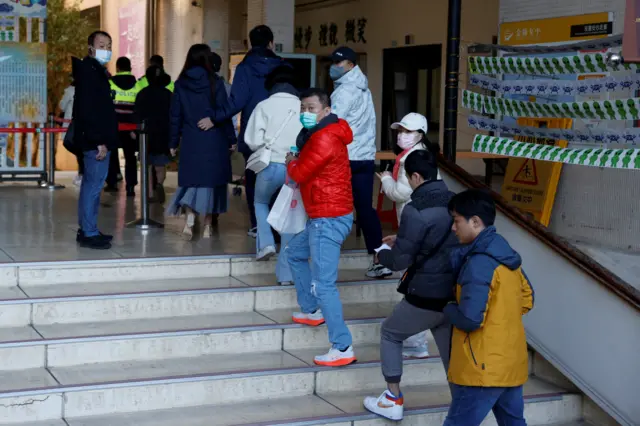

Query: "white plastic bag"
<box><xmin>267</xmin><ymin>184</ymin><xmax>308</xmax><ymax>234</ymax></box>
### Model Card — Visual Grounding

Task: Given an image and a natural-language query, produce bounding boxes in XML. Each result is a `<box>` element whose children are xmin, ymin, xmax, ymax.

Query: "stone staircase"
<box><xmin>0</xmin><ymin>253</ymin><xmax>604</xmax><ymax>425</ymax></box>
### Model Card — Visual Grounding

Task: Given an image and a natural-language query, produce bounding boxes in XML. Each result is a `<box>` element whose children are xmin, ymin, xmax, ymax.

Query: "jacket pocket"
<box><xmin>464</xmin><ymin>333</ymin><xmax>478</xmax><ymax>366</ymax></box>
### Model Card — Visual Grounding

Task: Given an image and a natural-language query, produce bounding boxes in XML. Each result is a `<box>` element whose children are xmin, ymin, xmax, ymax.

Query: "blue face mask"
<box><xmin>300</xmin><ymin>112</ymin><xmax>318</xmax><ymax>129</ymax></box>
<box><xmin>330</xmin><ymin>64</ymin><xmax>348</xmax><ymax>81</ymax></box>
<box><xmin>94</xmin><ymin>49</ymin><xmax>112</xmax><ymax>65</ymax></box>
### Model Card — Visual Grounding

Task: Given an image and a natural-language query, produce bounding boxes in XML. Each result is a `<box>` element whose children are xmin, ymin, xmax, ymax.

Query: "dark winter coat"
<box><xmin>135</xmin><ymin>80</ymin><xmax>172</xmax><ymax>156</ymax></box>
<box><xmin>377</xmin><ymin>180</ymin><xmax>459</xmax><ymax>310</ymax></box>
<box><xmin>170</xmin><ymin>66</ymin><xmax>237</xmax><ymax>188</ymax></box>
<box><xmin>208</xmin><ymin>47</ymin><xmax>285</xmax><ymax>155</ymax></box>
<box><xmin>72</xmin><ymin>56</ymin><xmax>119</xmax><ymax>152</ymax></box>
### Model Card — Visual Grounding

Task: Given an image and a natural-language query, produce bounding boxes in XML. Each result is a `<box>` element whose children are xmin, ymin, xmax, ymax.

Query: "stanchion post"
<box><xmin>46</xmin><ymin>114</ymin><xmax>64</xmax><ymax>190</ymax></box>
<box><xmin>127</xmin><ymin>120</ymin><xmax>164</xmax><ymax>230</ymax></box>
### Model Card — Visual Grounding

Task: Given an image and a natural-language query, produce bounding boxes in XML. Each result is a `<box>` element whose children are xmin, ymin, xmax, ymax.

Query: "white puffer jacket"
<box><xmin>244</xmin><ymin>92</ymin><xmax>302</xmax><ymax>164</ymax></box>
<box><xmin>380</xmin><ymin>144</ymin><xmax>441</xmax><ymax>222</ymax></box>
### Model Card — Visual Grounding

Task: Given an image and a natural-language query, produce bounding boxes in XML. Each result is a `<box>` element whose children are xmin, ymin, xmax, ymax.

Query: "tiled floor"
<box><xmin>0</xmin><ymin>172</ymin><xmax>368</xmax><ymax>263</ymax></box>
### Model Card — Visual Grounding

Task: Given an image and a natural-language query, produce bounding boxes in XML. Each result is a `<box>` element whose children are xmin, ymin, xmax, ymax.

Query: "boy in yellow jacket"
<box><xmin>443</xmin><ymin>189</ymin><xmax>534</xmax><ymax>425</ymax></box>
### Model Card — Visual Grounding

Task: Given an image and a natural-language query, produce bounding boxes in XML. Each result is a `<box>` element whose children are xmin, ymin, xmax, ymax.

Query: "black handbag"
<box><xmin>397</xmin><ymin>220</ymin><xmax>454</xmax><ymax>295</ymax></box>
<box><xmin>62</xmin><ymin>120</ymin><xmax>80</xmax><ymax>155</ymax></box>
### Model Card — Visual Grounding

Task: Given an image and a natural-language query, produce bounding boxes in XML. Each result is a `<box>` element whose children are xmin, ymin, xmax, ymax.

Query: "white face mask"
<box><xmin>397</xmin><ymin>132</ymin><xmax>421</xmax><ymax>150</ymax></box>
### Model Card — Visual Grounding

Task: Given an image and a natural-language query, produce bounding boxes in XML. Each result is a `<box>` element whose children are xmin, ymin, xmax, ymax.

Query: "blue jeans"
<box><xmin>286</xmin><ymin>213</ymin><xmax>353</xmax><ymax>350</ymax></box>
<box><xmin>444</xmin><ymin>384</ymin><xmax>527</xmax><ymax>426</ymax></box>
<box><xmin>78</xmin><ymin>150</ymin><xmax>111</xmax><ymax>237</ymax></box>
<box><xmin>255</xmin><ymin>162</ymin><xmax>292</xmax><ymax>283</ymax></box>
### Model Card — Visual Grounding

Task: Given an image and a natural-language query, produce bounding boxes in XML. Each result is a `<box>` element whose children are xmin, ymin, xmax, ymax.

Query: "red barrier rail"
<box><xmin>51</xmin><ymin>117</ymin><xmax>137</xmax><ymax>132</ymax></box>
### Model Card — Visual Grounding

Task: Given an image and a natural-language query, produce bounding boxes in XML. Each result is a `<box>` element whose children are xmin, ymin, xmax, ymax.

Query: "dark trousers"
<box><xmin>106</xmin><ymin>131</ymin><xmax>138</xmax><ymax>188</ymax></box>
<box><xmin>350</xmin><ymin>160</ymin><xmax>383</xmax><ymax>254</ymax></box>
<box><xmin>444</xmin><ymin>385</ymin><xmax>526</xmax><ymax>426</ymax></box>
<box><xmin>243</xmin><ymin>151</ymin><xmax>257</xmax><ymax>228</ymax></box>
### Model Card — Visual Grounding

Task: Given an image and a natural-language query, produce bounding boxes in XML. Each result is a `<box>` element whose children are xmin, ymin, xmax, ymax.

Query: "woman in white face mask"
<box><xmin>376</xmin><ymin>113</ymin><xmax>441</xmax><ymax>223</ymax></box>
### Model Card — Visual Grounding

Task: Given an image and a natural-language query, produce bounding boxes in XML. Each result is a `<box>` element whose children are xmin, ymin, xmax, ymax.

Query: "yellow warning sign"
<box><xmin>501</xmin><ymin>118</ymin><xmax>572</xmax><ymax>226</ymax></box>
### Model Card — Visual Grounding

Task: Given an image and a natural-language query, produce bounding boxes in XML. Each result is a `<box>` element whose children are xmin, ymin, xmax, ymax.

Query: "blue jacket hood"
<box><xmin>179</xmin><ymin>66</ymin><xmax>212</xmax><ymax>93</ymax></box>
<box><xmin>242</xmin><ymin>47</ymin><xmax>283</xmax><ymax>78</ymax></box>
<box><xmin>451</xmin><ymin>226</ymin><xmax>522</xmax><ymax>272</ymax></box>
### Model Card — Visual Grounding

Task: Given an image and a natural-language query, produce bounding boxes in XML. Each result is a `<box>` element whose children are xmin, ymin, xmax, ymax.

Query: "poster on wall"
<box><xmin>0</xmin><ymin>0</ymin><xmax>46</xmax><ymax>18</ymax></box>
<box><xmin>118</xmin><ymin>0</ymin><xmax>146</xmax><ymax>78</ymax></box>
<box><xmin>0</xmin><ymin>43</ymin><xmax>46</xmax><ymax>123</ymax></box>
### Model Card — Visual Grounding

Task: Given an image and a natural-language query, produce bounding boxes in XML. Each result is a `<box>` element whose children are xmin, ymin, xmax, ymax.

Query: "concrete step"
<box><xmin>0</xmin><ymin>276</ymin><xmax>399</xmax><ymax>329</ymax></box>
<box><xmin>1</xmin><ymin>252</ymin><xmax>373</xmax><ymax>288</ymax></box>
<box><xmin>48</xmin><ymin>378</ymin><xmax>579</xmax><ymax>425</ymax></box>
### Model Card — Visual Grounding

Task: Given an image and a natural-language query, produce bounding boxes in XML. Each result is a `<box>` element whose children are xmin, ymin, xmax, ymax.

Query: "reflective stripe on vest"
<box><xmin>109</xmin><ymin>72</ymin><xmax>140</xmax><ymax>105</ymax></box>
<box><xmin>137</xmin><ymin>76</ymin><xmax>174</xmax><ymax>92</ymax></box>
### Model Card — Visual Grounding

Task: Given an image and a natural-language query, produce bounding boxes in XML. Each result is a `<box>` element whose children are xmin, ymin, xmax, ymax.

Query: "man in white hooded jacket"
<box><xmin>330</xmin><ymin>46</ymin><xmax>390</xmax><ymax>279</ymax></box>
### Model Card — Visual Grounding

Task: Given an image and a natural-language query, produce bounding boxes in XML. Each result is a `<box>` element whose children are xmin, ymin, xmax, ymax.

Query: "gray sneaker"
<box><xmin>257</xmin><ymin>245</ymin><xmax>276</xmax><ymax>261</ymax></box>
<box><xmin>366</xmin><ymin>262</ymin><xmax>393</xmax><ymax>279</ymax></box>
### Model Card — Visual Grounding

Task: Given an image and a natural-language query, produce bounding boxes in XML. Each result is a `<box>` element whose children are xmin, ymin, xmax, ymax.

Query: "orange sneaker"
<box><xmin>292</xmin><ymin>310</ymin><xmax>325</xmax><ymax>326</ymax></box>
<box><xmin>313</xmin><ymin>346</ymin><xmax>357</xmax><ymax>367</ymax></box>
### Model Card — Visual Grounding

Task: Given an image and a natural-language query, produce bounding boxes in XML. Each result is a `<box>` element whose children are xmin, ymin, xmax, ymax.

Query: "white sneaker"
<box><xmin>257</xmin><ymin>245</ymin><xmax>276</xmax><ymax>261</ymax></box>
<box><xmin>314</xmin><ymin>346</ymin><xmax>357</xmax><ymax>367</ymax></box>
<box><xmin>292</xmin><ymin>310</ymin><xmax>325</xmax><ymax>326</ymax></box>
<box><xmin>247</xmin><ymin>227</ymin><xmax>257</xmax><ymax>238</ymax></box>
<box><xmin>363</xmin><ymin>390</ymin><xmax>404</xmax><ymax>421</ymax></box>
<box><xmin>279</xmin><ymin>281</ymin><xmax>293</xmax><ymax>286</ymax></box>
<box><xmin>366</xmin><ymin>262</ymin><xmax>393</xmax><ymax>279</ymax></box>
<box><xmin>402</xmin><ymin>344</ymin><xmax>430</xmax><ymax>359</ymax></box>
<box><xmin>73</xmin><ymin>175</ymin><xmax>83</xmax><ymax>187</ymax></box>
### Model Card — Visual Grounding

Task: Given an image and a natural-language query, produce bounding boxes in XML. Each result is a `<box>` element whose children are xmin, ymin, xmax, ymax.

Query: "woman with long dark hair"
<box><xmin>166</xmin><ymin>44</ymin><xmax>237</xmax><ymax>240</ymax></box>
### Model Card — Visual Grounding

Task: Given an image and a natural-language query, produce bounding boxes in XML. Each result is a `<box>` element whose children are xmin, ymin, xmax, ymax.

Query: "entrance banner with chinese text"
<box><xmin>462</xmin><ymin>90</ymin><xmax>640</xmax><ymax>121</ymax></box>
<box><xmin>499</xmin><ymin>13</ymin><xmax>612</xmax><ymax>46</ymax></box>
<box><xmin>472</xmin><ymin>134</ymin><xmax>640</xmax><ymax>170</ymax></box>
<box><xmin>500</xmin><ymin>118</ymin><xmax>571</xmax><ymax>226</ymax></box>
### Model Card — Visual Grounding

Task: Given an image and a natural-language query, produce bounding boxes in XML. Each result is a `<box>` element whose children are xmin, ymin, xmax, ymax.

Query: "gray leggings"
<box><xmin>381</xmin><ymin>298</ymin><xmax>452</xmax><ymax>383</ymax></box>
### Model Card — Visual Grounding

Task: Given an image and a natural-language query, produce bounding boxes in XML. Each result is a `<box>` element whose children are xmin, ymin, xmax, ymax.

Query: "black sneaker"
<box><xmin>79</xmin><ymin>235</ymin><xmax>112</xmax><ymax>250</ymax></box>
<box><xmin>126</xmin><ymin>186</ymin><xmax>135</xmax><ymax>197</ymax></box>
<box><xmin>77</xmin><ymin>229</ymin><xmax>113</xmax><ymax>242</ymax></box>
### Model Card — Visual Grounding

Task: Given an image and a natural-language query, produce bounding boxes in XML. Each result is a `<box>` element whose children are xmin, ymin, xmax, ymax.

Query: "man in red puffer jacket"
<box><xmin>285</xmin><ymin>88</ymin><xmax>356</xmax><ymax>367</ymax></box>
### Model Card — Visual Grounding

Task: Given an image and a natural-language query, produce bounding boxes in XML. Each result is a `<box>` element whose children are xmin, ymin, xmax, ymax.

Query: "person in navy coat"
<box><xmin>166</xmin><ymin>44</ymin><xmax>237</xmax><ymax>240</ymax></box>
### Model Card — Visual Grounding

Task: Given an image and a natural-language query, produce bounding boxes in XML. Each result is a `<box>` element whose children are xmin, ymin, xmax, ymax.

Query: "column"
<box><xmin>246</xmin><ymin>0</ymin><xmax>295</xmax><ymax>53</ymax></box>
<box><xmin>202</xmin><ymin>0</ymin><xmax>230</xmax><ymax>78</ymax></box>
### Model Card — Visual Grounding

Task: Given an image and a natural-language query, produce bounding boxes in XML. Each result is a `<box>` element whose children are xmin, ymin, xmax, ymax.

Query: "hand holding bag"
<box><xmin>246</xmin><ymin>109</ymin><xmax>295</xmax><ymax>173</ymax></box>
<box><xmin>267</xmin><ymin>178</ymin><xmax>308</xmax><ymax>234</ymax></box>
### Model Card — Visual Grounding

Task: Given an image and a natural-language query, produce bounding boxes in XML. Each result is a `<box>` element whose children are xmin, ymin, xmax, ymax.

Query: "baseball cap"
<box><xmin>331</xmin><ymin>46</ymin><xmax>357</xmax><ymax>64</ymax></box>
<box><xmin>391</xmin><ymin>113</ymin><xmax>428</xmax><ymax>133</ymax></box>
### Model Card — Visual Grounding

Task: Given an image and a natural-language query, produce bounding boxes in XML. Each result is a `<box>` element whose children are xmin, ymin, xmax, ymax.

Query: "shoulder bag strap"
<box><xmin>264</xmin><ymin>109</ymin><xmax>296</xmax><ymax>149</ymax></box>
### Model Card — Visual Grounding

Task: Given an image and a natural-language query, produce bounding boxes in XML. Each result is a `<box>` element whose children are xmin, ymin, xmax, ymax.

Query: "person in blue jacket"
<box><xmin>166</xmin><ymin>44</ymin><xmax>237</xmax><ymax>241</ymax></box>
<box><xmin>197</xmin><ymin>25</ymin><xmax>285</xmax><ymax>237</ymax></box>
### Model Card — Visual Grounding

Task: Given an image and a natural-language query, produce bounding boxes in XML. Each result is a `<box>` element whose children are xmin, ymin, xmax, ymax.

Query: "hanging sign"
<box><xmin>468</xmin><ymin>52</ymin><xmax>636</xmax><ymax>75</ymax></box>
<box><xmin>462</xmin><ymin>90</ymin><xmax>640</xmax><ymax>120</ymax></box>
<box><xmin>472</xmin><ymin>134</ymin><xmax>640</xmax><ymax>170</ymax></box>
<box><xmin>499</xmin><ymin>13</ymin><xmax>612</xmax><ymax>46</ymax></box>
<box><xmin>468</xmin><ymin>74</ymin><xmax>638</xmax><ymax>96</ymax></box>
<box><xmin>467</xmin><ymin>115</ymin><xmax>640</xmax><ymax>145</ymax></box>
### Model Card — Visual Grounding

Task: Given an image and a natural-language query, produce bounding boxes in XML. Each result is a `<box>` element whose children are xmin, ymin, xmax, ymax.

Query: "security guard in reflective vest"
<box><xmin>136</xmin><ymin>54</ymin><xmax>174</xmax><ymax>93</ymax></box>
<box><xmin>105</xmin><ymin>56</ymin><xmax>141</xmax><ymax>196</ymax></box>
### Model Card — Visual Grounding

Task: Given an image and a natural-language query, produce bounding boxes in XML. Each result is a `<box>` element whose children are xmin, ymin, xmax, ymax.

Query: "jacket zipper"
<box><xmin>464</xmin><ymin>333</ymin><xmax>478</xmax><ymax>366</ymax></box>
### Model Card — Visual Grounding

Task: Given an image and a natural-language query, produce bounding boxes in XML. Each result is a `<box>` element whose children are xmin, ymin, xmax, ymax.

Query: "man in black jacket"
<box><xmin>363</xmin><ymin>149</ymin><xmax>458</xmax><ymax>421</ymax></box>
<box><xmin>74</xmin><ymin>30</ymin><xmax>118</xmax><ymax>250</ymax></box>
